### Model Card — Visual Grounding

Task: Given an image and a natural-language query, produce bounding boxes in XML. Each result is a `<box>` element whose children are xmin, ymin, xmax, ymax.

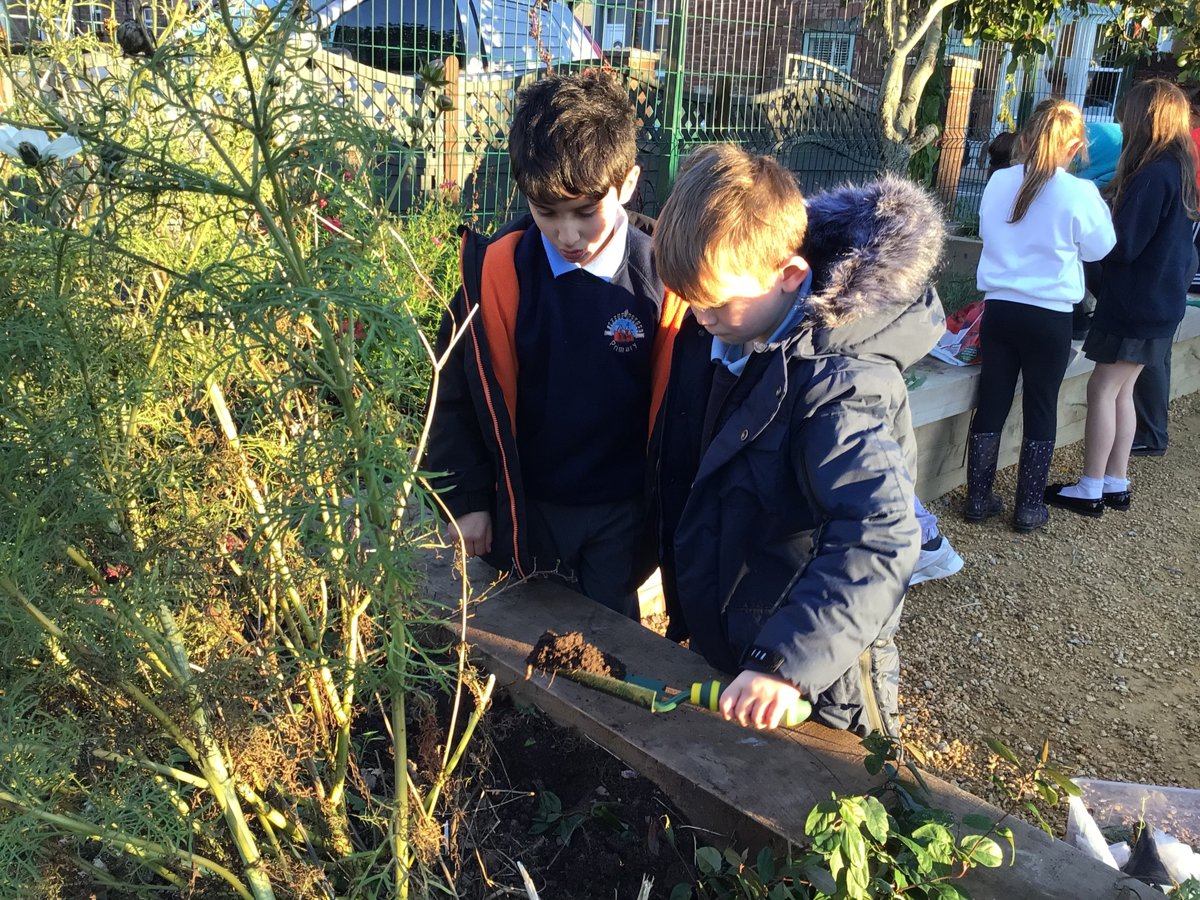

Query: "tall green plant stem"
<box><xmin>205</xmin><ymin>376</ymin><xmax>355</xmax><ymax>856</ymax></box>
<box><xmin>389</xmin><ymin>602</ymin><xmax>412</xmax><ymax>900</ymax></box>
<box><xmin>0</xmin><ymin>574</ymin><xmax>201</xmax><ymax>759</ymax></box>
<box><xmin>205</xmin><ymin>377</ymin><xmax>344</xmax><ymax>719</ymax></box>
<box><xmin>92</xmin><ymin>748</ymin><xmax>315</xmax><ymax>848</ymax></box>
<box><xmin>153</xmin><ymin>601</ymin><xmax>277</xmax><ymax>900</ymax></box>
<box><xmin>0</xmin><ymin>573</ymin><xmax>275</xmax><ymax>898</ymax></box>
<box><xmin>0</xmin><ymin>790</ymin><xmax>254</xmax><ymax>900</ymax></box>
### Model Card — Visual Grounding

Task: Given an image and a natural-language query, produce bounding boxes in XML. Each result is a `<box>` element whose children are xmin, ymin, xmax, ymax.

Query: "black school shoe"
<box><xmin>1129</xmin><ymin>444</ymin><xmax>1166</xmax><ymax>458</ymax></box>
<box><xmin>1103</xmin><ymin>490</ymin><xmax>1131</xmax><ymax>511</ymax></box>
<box><xmin>1044</xmin><ymin>483</ymin><xmax>1104</xmax><ymax>518</ymax></box>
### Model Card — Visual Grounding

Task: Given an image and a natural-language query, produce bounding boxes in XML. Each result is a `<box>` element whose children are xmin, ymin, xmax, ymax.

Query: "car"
<box><xmin>315</xmin><ymin>0</ymin><xmax>599</xmax><ymax>76</ymax></box>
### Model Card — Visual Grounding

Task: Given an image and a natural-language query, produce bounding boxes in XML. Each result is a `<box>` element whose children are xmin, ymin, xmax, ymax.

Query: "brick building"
<box><xmin>0</xmin><ymin>0</ymin><xmax>159</xmax><ymax>48</ymax></box>
<box><xmin>577</xmin><ymin>0</ymin><xmax>884</xmax><ymax>98</ymax></box>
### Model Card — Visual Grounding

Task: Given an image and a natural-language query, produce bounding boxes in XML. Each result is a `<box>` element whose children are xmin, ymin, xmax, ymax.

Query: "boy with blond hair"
<box><xmin>652</xmin><ymin>146</ymin><xmax>945</xmax><ymax>734</ymax></box>
<box><xmin>426</xmin><ymin>71</ymin><xmax>684</xmax><ymax>617</ymax></box>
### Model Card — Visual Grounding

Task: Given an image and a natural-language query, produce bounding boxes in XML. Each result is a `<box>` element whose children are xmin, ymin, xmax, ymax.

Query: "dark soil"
<box><xmin>526</xmin><ymin>630</ymin><xmax>628</xmax><ymax>680</ymax></box>
<box><xmin>459</xmin><ymin>691</ymin><xmax>696</xmax><ymax>899</ymax></box>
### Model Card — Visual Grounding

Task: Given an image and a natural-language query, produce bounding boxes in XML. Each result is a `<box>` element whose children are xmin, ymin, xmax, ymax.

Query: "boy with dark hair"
<box><xmin>652</xmin><ymin>146</ymin><xmax>944</xmax><ymax>734</ymax></box>
<box><xmin>426</xmin><ymin>71</ymin><xmax>684</xmax><ymax>617</ymax></box>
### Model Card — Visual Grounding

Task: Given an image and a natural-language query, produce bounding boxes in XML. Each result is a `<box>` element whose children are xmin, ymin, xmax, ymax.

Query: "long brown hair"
<box><xmin>1109</xmin><ymin>79</ymin><xmax>1200</xmax><ymax>219</ymax></box>
<box><xmin>1008</xmin><ymin>99</ymin><xmax>1086</xmax><ymax>223</ymax></box>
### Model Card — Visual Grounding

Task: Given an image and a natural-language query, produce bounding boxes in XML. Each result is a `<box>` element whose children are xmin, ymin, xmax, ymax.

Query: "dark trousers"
<box><xmin>971</xmin><ymin>300</ymin><xmax>1073</xmax><ymax>441</ymax></box>
<box><xmin>1133</xmin><ymin>338</ymin><xmax>1173</xmax><ymax>452</ymax></box>
<box><xmin>526</xmin><ymin>497</ymin><xmax>643</xmax><ymax>620</ymax></box>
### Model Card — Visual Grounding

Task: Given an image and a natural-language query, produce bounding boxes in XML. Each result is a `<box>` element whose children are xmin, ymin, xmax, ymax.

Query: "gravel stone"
<box><xmin>901</xmin><ymin>393</ymin><xmax>1200</xmax><ymax>827</ymax></box>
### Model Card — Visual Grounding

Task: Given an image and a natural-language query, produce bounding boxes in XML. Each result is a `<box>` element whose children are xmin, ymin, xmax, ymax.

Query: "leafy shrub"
<box><xmin>0</xmin><ymin>4</ymin><xmax>478</xmax><ymax>898</ymax></box>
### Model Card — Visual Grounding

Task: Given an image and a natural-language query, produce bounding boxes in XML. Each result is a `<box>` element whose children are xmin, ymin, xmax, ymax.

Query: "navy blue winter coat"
<box><xmin>655</xmin><ymin>177</ymin><xmax>946</xmax><ymax>734</ymax></box>
<box><xmin>1094</xmin><ymin>155</ymin><xmax>1196</xmax><ymax>339</ymax></box>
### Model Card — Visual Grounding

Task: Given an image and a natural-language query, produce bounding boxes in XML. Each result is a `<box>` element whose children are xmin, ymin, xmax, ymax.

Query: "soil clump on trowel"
<box><xmin>526</xmin><ymin>630</ymin><xmax>627</xmax><ymax>680</ymax></box>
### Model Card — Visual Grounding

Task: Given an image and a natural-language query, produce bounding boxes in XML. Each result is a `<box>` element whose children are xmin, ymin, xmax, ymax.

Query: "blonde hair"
<box><xmin>1009</xmin><ymin>99</ymin><xmax>1086</xmax><ymax>223</ymax></box>
<box><xmin>654</xmin><ymin>145</ymin><xmax>808</xmax><ymax>308</ymax></box>
<box><xmin>1110</xmin><ymin>79</ymin><xmax>1200</xmax><ymax>219</ymax></box>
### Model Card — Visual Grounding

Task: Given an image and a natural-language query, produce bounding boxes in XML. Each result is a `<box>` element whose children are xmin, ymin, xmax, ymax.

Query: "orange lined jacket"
<box><xmin>425</xmin><ymin>215</ymin><xmax>686</xmax><ymax>578</ymax></box>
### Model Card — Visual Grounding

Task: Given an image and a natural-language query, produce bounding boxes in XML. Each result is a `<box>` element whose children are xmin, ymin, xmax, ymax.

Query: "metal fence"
<box><xmin>942</xmin><ymin>13</ymin><xmax>1132</xmax><ymax>233</ymax></box>
<box><xmin>0</xmin><ymin>0</ymin><xmax>1141</xmax><ymax>229</ymax></box>
<box><xmin>315</xmin><ymin>0</ymin><xmax>1141</xmax><ymax>230</ymax></box>
<box><xmin>315</xmin><ymin>0</ymin><xmax>893</xmax><ymax>223</ymax></box>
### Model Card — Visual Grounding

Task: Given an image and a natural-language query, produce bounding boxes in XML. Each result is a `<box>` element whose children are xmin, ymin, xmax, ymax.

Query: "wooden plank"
<box><xmin>914</xmin><ymin>308</ymin><xmax>1200</xmax><ymax>500</ymax></box>
<box><xmin>423</xmin><ymin>557</ymin><xmax>1163</xmax><ymax>899</ymax></box>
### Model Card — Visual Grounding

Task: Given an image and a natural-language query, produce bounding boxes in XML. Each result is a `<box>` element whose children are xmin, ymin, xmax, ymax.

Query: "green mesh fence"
<box><xmin>313</xmin><ymin>0</ymin><xmax>891</xmax><ymax>224</ymax></box>
<box><xmin>0</xmin><ymin>0</ymin><xmax>1142</xmax><ymax>229</ymax></box>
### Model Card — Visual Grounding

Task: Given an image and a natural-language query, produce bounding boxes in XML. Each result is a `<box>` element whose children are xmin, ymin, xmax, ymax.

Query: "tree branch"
<box><xmin>909</xmin><ymin>123</ymin><xmax>944</xmax><ymax>154</ymax></box>
<box><xmin>897</xmin><ymin>0</ymin><xmax>958</xmax><ymax>59</ymax></box>
<box><xmin>896</xmin><ymin>15</ymin><xmax>944</xmax><ymax>137</ymax></box>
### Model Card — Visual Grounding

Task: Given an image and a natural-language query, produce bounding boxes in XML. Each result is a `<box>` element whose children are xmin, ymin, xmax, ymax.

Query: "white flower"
<box><xmin>0</xmin><ymin>125</ymin><xmax>84</xmax><ymax>166</ymax></box>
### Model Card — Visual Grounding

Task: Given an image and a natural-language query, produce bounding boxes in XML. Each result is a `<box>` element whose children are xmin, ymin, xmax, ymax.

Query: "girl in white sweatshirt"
<box><xmin>964</xmin><ymin>99</ymin><xmax>1116</xmax><ymax>533</ymax></box>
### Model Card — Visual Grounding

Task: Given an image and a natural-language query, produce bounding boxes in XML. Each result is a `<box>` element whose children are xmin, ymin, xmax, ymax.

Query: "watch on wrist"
<box><xmin>742</xmin><ymin>645</ymin><xmax>785</xmax><ymax>674</ymax></box>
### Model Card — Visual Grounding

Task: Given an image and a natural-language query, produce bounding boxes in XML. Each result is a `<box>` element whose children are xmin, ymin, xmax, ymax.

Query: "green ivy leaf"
<box><xmin>1044</xmin><ymin>767</ymin><xmax>1083</xmax><ymax>798</ymax></box>
<box><xmin>961</xmin><ymin>813</ymin><xmax>995</xmax><ymax>831</ymax></box>
<box><xmin>960</xmin><ymin>834</ymin><xmax>1005</xmax><ymax>867</ymax></box>
<box><xmin>669</xmin><ymin>882</ymin><xmax>694</xmax><ymax>900</ymax></box>
<box><xmin>804</xmin><ymin>863</ymin><xmax>838</xmax><ymax>895</ymax></box>
<box><xmin>1034</xmin><ymin>780</ymin><xmax>1059</xmax><ymax>806</ymax></box>
<box><xmin>845</xmin><ymin>858</ymin><xmax>870</xmax><ymax>898</ymax></box>
<box><xmin>696</xmin><ymin>845</ymin><xmax>723</xmax><ymax>876</ymax></box>
<box><xmin>1024</xmin><ymin>801</ymin><xmax>1053</xmax><ymax>836</ymax></box>
<box><xmin>862</xmin><ymin>796</ymin><xmax>890</xmax><ymax>844</ymax></box>
<box><xmin>757</xmin><ymin>846</ymin><xmax>776</xmax><ymax>882</ymax></box>
<box><xmin>983</xmin><ymin>737</ymin><xmax>1019</xmax><ymax>765</ymax></box>
<box><xmin>828</xmin><ymin>846</ymin><xmax>845</xmax><ymax>882</ymax></box>
<box><xmin>806</xmin><ymin>800</ymin><xmax>840</xmax><ymax>838</ymax></box>
<box><xmin>842</xmin><ymin>827</ymin><xmax>867</xmax><ymax>871</ymax></box>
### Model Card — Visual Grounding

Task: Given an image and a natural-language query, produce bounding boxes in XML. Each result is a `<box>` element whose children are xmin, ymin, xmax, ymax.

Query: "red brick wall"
<box><xmin>679</xmin><ymin>0</ymin><xmax>883</xmax><ymax>96</ymax></box>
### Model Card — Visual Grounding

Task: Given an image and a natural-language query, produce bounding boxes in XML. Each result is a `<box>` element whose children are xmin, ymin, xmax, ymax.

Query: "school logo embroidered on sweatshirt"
<box><xmin>604</xmin><ymin>310</ymin><xmax>645</xmax><ymax>353</ymax></box>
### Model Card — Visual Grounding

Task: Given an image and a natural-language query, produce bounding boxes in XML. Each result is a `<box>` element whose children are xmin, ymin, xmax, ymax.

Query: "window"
<box><xmin>324</xmin><ymin>0</ymin><xmax>596</xmax><ymax>75</ymax></box>
<box><xmin>2</xmin><ymin>3</ymin><xmax>43</xmax><ymax>41</ymax></box>
<box><xmin>89</xmin><ymin>5</ymin><xmax>108</xmax><ymax>33</ymax></box>
<box><xmin>142</xmin><ymin>6</ymin><xmax>156</xmax><ymax>33</ymax></box>
<box><xmin>1083</xmin><ymin>28</ymin><xmax>1124</xmax><ymax>117</ymax></box>
<box><xmin>801</xmin><ymin>30</ymin><xmax>854</xmax><ymax>75</ymax></box>
<box><xmin>327</xmin><ymin>0</ymin><xmax>462</xmax><ymax>73</ymax></box>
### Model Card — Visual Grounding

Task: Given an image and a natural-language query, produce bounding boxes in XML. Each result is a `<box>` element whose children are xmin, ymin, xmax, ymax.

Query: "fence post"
<box><xmin>935</xmin><ymin>55</ymin><xmax>982</xmax><ymax>211</ymax></box>
<box><xmin>662</xmin><ymin>0</ymin><xmax>689</xmax><ymax>190</ymax></box>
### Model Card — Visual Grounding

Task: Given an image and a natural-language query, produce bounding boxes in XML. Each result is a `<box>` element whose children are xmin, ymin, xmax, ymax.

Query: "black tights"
<box><xmin>971</xmin><ymin>300</ymin><xmax>1073</xmax><ymax>441</ymax></box>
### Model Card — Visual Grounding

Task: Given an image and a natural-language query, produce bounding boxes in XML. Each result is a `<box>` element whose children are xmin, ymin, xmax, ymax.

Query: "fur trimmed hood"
<box><xmin>786</xmin><ymin>175</ymin><xmax>946</xmax><ymax>368</ymax></box>
<box><xmin>803</xmin><ymin>175</ymin><xmax>946</xmax><ymax>324</ymax></box>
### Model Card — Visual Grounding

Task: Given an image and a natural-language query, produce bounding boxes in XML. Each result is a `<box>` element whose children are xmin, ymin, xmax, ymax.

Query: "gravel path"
<box><xmin>901</xmin><ymin>392</ymin><xmax>1200</xmax><ymax>816</ymax></box>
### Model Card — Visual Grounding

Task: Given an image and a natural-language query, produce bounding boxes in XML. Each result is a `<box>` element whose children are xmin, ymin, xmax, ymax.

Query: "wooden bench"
<box><xmin>913</xmin><ymin>305</ymin><xmax>1200</xmax><ymax>499</ymax></box>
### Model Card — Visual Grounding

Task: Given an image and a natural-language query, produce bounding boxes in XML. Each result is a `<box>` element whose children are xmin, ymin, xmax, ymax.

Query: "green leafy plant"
<box><xmin>671</xmin><ymin>735</ymin><xmax>1080</xmax><ymax>900</ymax></box>
<box><xmin>0</xmin><ymin>2</ymin><xmax>479</xmax><ymax>898</ymax></box>
<box><xmin>531</xmin><ymin>790</ymin><xmax>590</xmax><ymax>846</ymax></box>
<box><xmin>530</xmin><ymin>790</ymin><xmax>633</xmax><ymax>846</ymax></box>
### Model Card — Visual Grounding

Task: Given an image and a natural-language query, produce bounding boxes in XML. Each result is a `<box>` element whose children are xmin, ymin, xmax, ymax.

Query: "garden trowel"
<box><xmin>623</xmin><ymin>673</ymin><xmax>811</xmax><ymax>726</ymax></box>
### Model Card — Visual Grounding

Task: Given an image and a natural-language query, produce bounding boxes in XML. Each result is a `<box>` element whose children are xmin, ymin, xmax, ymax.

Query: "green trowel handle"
<box><xmin>690</xmin><ymin>680</ymin><xmax>811</xmax><ymax>727</ymax></box>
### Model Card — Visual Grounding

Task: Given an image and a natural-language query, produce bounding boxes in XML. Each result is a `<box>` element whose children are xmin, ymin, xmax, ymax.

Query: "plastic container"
<box><xmin>1066</xmin><ymin>778</ymin><xmax>1200</xmax><ymax>852</ymax></box>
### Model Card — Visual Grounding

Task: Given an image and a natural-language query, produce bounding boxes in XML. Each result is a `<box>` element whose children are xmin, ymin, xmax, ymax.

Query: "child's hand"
<box><xmin>719</xmin><ymin>671</ymin><xmax>803</xmax><ymax>730</ymax></box>
<box><xmin>449</xmin><ymin>511</ymin><xmax>492</xmax><ymax>558</ymax></box>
